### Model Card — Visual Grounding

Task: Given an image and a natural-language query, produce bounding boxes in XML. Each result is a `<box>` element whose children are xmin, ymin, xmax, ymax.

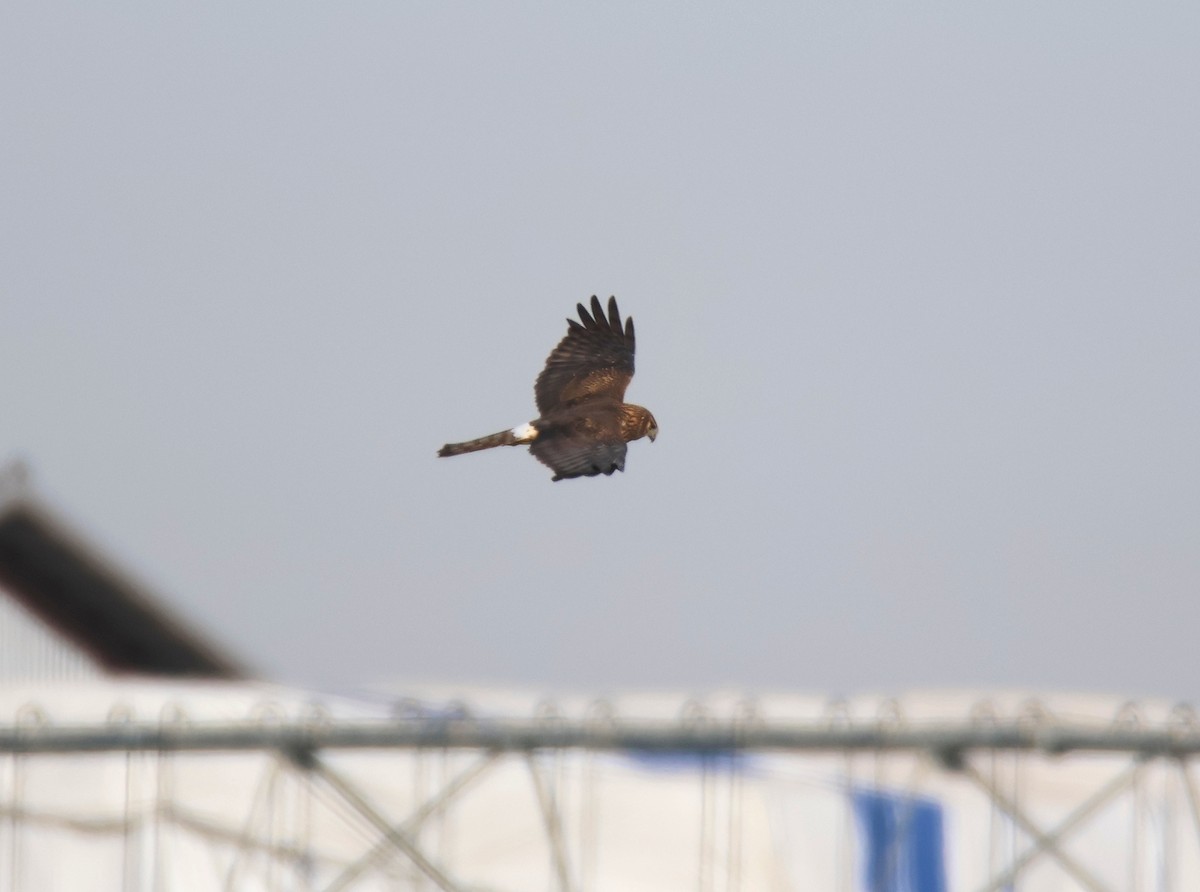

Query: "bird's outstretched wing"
<box><xmin>530</xmin><ymin>427</ymin><xmax>628</xmax><ymax>481</ymax></box>
<box><xmin>534</xmin><ymin>296</ymin><xmax>635</xmax><ymax>414</ymax></box>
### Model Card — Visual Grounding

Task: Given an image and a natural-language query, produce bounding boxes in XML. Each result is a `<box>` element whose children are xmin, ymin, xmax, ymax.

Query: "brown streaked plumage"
<box><xmin>438</xmin><ymin>296</ymin><xmax>658</xmax><ymax>481</ymax></box>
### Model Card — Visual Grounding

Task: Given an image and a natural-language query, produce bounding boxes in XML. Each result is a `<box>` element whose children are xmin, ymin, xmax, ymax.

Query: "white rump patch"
<box><xmin>511</xmin><ymin>422</ymin><xmax>538</xmax><ymax>442</ymax></box>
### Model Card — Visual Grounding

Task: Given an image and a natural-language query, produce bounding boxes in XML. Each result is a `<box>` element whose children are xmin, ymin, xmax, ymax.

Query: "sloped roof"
<box><xmin>0</xmin><ymin>462</ymin><xmax>245</xmax><ymax>679</ymax></box>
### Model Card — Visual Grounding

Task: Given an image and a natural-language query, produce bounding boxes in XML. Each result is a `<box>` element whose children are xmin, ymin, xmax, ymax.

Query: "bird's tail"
<box><xmin>438</xmin><ymin>429</ymin><xmax>520</xmax><ymax>458</ymax></box>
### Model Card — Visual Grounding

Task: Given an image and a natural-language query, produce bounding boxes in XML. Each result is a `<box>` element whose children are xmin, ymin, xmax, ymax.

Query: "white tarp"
<box><xmin>0</xmin><ymin>681</ymin><xmax>1196</xmax><ymax>891</ymax></box>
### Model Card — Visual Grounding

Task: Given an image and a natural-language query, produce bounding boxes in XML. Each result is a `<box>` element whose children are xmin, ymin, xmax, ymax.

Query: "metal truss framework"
<box><xmin>5</xmin><ymin>716</ymin><xmax>1200</xmax><ymax>757</ymax></box>
<box><xmin>4</xmin><ymin>714</ymin><xmax>1200</xmax><ymax>892</ymax></box>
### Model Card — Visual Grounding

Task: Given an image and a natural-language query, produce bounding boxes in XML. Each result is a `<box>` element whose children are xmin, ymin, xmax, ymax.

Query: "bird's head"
<box><xmin>620</xmin><ymin>404</ymin><xmax>658</xmax><ymax>443</ymax></box>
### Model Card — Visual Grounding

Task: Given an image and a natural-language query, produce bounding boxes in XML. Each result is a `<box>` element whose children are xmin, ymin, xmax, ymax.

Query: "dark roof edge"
<box><xmin>0</xmin><ymin>460</ymin><xmax>249</xmax><ymax>680</ymax></box>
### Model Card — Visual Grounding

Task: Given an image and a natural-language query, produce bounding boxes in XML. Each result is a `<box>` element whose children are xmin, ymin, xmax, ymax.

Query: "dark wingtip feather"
<box><xmin>577</xmin><ymin>301</ymin><xmax>596</xmax><ymax>329</ymax></box>
<box><xmin>571</xmin><ymin>295</ymin><xmax>633</xmax><ymax>339</ymax></box>
<box><xmin>589</xmin><ymin>295</ymin><xmax>605</xmax><ymax>329</ymax></box>
<box><xmin>605</xmin><ymin>296</ymin><xmax>623</xmax><ymax>335</ymax></box>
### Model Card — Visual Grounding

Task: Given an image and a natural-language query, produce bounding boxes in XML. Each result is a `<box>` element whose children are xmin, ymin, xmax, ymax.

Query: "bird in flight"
<box><xmin>438</xmin><ymin>296</ymin><xmax>658</xmax><ymax>481</ymax></box>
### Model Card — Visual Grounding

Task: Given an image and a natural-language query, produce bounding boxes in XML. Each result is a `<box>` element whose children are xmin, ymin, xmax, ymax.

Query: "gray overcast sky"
<box><xmin>3</xmin><ymin>4</ymin><xmax>1199</xmax><ymax>700</ymax></box>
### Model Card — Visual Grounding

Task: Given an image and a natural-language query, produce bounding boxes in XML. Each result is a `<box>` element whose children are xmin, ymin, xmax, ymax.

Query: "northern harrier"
<box><xmin>438</xmin><ymin>296</ymin><xmax>658</xmax><ymax>481</ymax></box>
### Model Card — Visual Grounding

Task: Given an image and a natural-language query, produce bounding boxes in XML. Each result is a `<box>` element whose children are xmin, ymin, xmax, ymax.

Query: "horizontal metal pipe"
<box><xmin>0</xmin><ymin>718</ymin><xmax>1198</xmax><ymax>757</ymax></box>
